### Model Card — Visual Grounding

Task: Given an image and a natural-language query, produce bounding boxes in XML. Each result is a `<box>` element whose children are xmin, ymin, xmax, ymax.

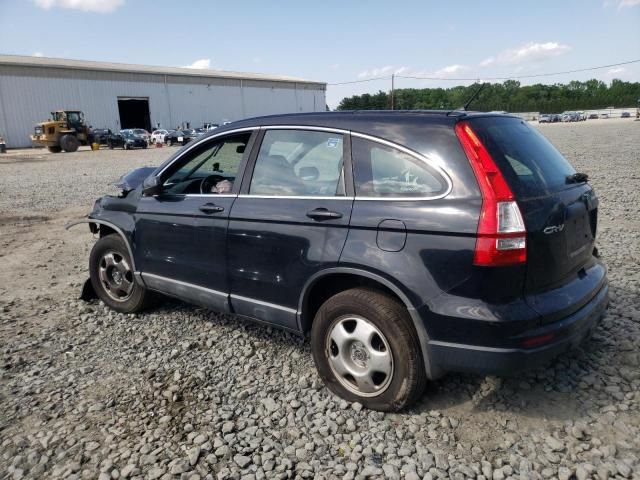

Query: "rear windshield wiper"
<box><xmin>566</xmin><ymin>172</ymin><xmax>589</xmax><ymax>184</ymax></box>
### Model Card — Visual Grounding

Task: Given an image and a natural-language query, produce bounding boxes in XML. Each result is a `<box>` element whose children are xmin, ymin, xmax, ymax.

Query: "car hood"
<box><xmin>113</xmin><ymin>167</ymin><xmax>156</xmax><ymax>193</ymax></box>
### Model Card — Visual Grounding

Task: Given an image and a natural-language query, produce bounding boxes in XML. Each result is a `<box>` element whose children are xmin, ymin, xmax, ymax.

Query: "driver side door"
<box><xmin>135</xmin><ymin>129</ymin><xmax>257</xmax><ymax>312</ymax></box>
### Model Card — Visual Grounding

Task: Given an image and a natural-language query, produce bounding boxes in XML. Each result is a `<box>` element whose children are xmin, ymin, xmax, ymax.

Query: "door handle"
<box><xmin>306</xmin><ymin>208</ymin><xmax>343</xmax><ymax>221</ymax></box>
<box><xmin>199</xmin><ymin>203</ymin><xmax>225</xmax><ymax>214</ymax></box>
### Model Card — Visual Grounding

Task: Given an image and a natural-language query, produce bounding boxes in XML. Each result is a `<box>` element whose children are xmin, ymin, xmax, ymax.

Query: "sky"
<box><xmin>1</xmin><ymin>0</ymin><xmax>639</xmax><ymax>108</ymax></box>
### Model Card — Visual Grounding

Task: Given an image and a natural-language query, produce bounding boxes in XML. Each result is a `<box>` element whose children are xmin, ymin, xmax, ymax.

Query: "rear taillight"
<box><xmin>455</xmin><ymin>121</ymin><xmax>527</xmax><ymax>266</ymax></box>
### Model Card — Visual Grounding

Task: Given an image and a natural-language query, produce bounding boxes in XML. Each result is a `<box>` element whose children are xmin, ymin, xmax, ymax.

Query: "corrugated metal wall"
<box><xmin>0</xmin><ymin>65</ymin><xmax>326</xmax><ymax>148</ymax></box>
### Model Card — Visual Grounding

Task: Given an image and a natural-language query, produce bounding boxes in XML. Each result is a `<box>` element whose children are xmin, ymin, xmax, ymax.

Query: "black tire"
<box><xmin>143</xmin><ymin>143</ymin><xmax>148</xmax><ymax>149</ymax></box>
<box><xmin>47</xmin><ymin>145</ymin><xmax>62</xmax><ymax>153</ymax></box>
<box><xmin>60</xmin><ymin>134</ymin><xmax>79</xmax><ymax>152</ymax></box>
<box><xmin>89</xmin><ymin>234</ymin><xmax>158</xmax><ymax>313</ymax></box>
<box><xmin>311</xmin><ymin>288</ymin><xmax>426</xmax><ymax>412</ymax></box>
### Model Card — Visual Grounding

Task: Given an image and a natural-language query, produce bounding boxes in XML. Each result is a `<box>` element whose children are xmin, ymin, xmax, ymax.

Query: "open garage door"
<box><xmin>117</xmin><ymin>97</ymin><xmax>151</xmax><ymax>131</ymax></box>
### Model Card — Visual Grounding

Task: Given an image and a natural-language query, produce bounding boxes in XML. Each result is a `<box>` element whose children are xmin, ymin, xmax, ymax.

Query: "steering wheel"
<box><xmin>200</xmin><ymin>174</ymin><xmax>226</xmax><ymax>194</ymax></box>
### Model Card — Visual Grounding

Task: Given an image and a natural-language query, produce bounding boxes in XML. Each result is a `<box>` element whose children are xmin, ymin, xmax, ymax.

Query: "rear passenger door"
<box><xmin>227</xmin><ymin>127</ymin><xmax>353</xmax><ymax>330</ymax></box>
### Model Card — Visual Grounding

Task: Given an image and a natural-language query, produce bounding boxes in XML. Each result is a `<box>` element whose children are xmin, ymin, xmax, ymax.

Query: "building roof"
<box><xmin>0</xmin><ymin>55</ymin><xmax>326</xmax><ymax>87</ymax></box>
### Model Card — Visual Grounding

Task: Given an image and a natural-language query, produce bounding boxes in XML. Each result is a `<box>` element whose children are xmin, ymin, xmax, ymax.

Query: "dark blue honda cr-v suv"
<box><xmin>70</xmin><ymin>111</ymin><xmax>609</xmax><ymax>411</ymax></box>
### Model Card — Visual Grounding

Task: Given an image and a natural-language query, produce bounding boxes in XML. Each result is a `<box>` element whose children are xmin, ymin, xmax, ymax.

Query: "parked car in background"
<box><xmin>588</xmin><ymin>113</ymin><xmax>599</xmax><ymax>120</ymax></box>
<box><xmin>72</xmin><ymin>111</ymin><xmax>608</xmax><ymax>411</ymax></box>
<box><xmin>552</xmin><ymin>114</ymin><xmax>562</xmax><ymax>122</ymax></box>
<box><xmin>204</xmin><ymin>122</ymin><xmax>219</xmax><ymax>131</ymax></box>
<box><xmin>600</xmin><ymin>113</ymin><xmax>609</xmax><ymax>119</ymax></box>
<box><xmin>89</xmin><ymin>128</ymin><xmax>111</xmax><ymax>145</ymax></box>
<box><xmin>195</xmin><ymin>128</ymin><xmax>208</xmax><ymax>136</ymax></box>
<box><xmin>577</xmin><ymin>111</ymin><xmax>587</xmax><ymax>121</ymax></box>
<box><xmin>562</xmin><ymin>111</ymin><xmax>579</xmax><ymax>122</ymax></box>
<box><xmin>107</xmin><ymin>130</ymin><xmax>148</xmax><ymax>150</ymax></box>
<box><xmin>130</xmin><ymin>128</ymin><xmax>151</xmax><ymax>143</ymax></box>
<box><xmin>620</xmin><ymin>111</ymin><xmax>631</xmax><ymax>118</ymax></box>
<box><xmin>538</xmin><ymin>114</ymin><xmax>552</xmax><ymax>123</ymax></box>
<box><xmin>165</xmin><ymin>129</ymin><xmax>198</xmax><ymax>146</ymax></box>
<box><xmin>150</xmin><ymin>129</ymin><xmax>169</xmax><ymax>144</ymax></box>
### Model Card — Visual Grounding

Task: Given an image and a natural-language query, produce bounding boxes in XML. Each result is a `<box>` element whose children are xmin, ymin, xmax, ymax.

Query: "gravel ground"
<box><xmin>1</xmin><ymin>119</ymin><xmax>639</xmax><ymax>480</ymax></box>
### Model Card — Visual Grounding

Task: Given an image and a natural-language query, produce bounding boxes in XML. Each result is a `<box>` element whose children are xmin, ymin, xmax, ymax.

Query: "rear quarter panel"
<box><xmin>340</xmin><ymin>121</ymin><xmax>481</xmax><ymax>310</ymax></box>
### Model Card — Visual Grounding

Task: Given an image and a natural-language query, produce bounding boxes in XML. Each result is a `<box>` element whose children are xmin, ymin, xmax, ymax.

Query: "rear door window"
<box><xmin>468</xmin><ymin>117</ymin><xmax>576</xmax><ymax>198</ymax></box>
<box><xmin>352</xmin><ymin>137</ymin><xmax>447</xmax><ymax>198</ymax></box>
<box><xmin>249</xmin><ymin>129</ymin><xmax>345</xmax><ymax>196</ymax></box>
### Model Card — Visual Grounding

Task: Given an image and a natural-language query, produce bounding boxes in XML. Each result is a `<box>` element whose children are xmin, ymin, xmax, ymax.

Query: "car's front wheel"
<box><xmin>311</xmin><ymin>288</ymin><xmax>426</xmax><ymax>411</ymax></box>
<box><xmin>89</xmin><ymin>234</ymin><xmax>157</xmax><ymax>313</ymax></box>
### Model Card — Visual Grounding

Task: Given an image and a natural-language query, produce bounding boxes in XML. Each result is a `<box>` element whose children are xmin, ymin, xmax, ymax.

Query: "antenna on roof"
<box><xmin>461</xmin><ymin>82</ymin><xmax>487</xmax><ymax>111</ymax></box>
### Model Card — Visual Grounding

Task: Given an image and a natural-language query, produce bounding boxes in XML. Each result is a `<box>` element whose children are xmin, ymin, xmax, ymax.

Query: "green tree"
<box><xmin>336</xmin><ymin>79</ymin><xmax>640</xmax><ymax>113</ymax></box>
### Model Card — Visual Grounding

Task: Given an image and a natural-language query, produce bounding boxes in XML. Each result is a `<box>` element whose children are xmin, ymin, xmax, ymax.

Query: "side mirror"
<box><xmin>142</xmin><ymin>176</ymin><xmax>163</xmax><ymax>196</ymax></box>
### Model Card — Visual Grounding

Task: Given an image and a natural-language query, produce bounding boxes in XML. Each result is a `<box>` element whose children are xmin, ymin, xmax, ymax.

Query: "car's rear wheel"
<box><xmin>89</xmin><ymin>234</ymin><xmax>158</xmax><ymax>313</ymax></box>
<box><xmin>60</xmin><ymin>134</ymin><xmax>79</xmax><ymax>152</ymax></box>
<box><xmin>311</xmin><ymin>288</ymin><xmax>426</xmax><ymax>411</ymax></box>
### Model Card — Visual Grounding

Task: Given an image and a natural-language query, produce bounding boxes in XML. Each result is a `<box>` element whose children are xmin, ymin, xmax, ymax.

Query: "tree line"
<box><xmin>336</xmin><ymin>79</ymin><xmax>640</xmax><ymax>113</ymax></box>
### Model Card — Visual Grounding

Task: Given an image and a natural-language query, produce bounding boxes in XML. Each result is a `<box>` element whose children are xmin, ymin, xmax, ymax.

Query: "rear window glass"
<box><xmin>468</xmin><ymin>117</ymin><xmax>576</xmax><ymax>198</ymax></box>
<box><xmin>352</xmin><ymin>137</ymin><xmax>447</xmax><ymax>198</ymax></box>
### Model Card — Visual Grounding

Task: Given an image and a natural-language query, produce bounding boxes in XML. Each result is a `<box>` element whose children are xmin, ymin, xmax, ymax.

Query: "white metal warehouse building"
<box><xmin>0</xmin><ymin>55</ymin><xmax>327</xmax><ymax>148</ymax></box>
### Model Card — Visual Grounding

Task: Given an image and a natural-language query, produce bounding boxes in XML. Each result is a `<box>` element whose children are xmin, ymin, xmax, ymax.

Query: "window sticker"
<box><xmin>327</xmin><ymin>138</ymin><xmax>339</xmax><ymax>148</ymax></box>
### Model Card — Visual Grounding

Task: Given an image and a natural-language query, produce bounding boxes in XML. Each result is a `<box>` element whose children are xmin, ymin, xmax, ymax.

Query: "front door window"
<box><xmin>162</xmin><ymin>133</ymin><xmax>251</xmax><ymax>195</ymax></box>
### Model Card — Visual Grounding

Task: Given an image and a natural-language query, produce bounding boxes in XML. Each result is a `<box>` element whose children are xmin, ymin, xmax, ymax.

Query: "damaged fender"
<box><xmin>66</xmin><ymin>218</ymin><xmax>141</xmax><ymax>301</ymax></box>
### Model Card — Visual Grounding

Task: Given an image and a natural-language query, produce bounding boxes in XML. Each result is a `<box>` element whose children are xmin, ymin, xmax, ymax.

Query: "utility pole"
<box><xmin>391</xmin><ymin>74</ymin><xmax>395</xmax><ymax>110</ymax></box>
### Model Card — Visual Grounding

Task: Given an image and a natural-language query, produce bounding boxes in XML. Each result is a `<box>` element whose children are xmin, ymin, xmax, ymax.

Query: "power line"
<box><xmin>328</xmin><ymin>59</ymin><xmax>640</xmax><ymax>86</ymax></box>
<box><xmin>328</xmin><ymin>75</ymin><xmax>391</xmax><ymax>85</ymax></box>
<box><xmin>398</xmin><ymin>59</ymin><xmax>640</xmax><ymax>81</ymax></box>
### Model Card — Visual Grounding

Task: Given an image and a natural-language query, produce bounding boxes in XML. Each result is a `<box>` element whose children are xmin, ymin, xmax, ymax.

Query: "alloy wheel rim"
<box><xmin>98</xmin><ymin>250</ymin><xmax>134</xmax><ymax>302</ymax></box>
<box><xmin>326</xmin><ymin>315</ymin><xmax>394</xmax><ymax>397</ymax></box>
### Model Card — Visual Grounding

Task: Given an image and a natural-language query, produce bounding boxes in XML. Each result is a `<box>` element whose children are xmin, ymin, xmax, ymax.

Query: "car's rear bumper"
<box><xmin>427</xmin><ymin>280</ymin><xmax>608</xmax><ymax>376</ymax></box>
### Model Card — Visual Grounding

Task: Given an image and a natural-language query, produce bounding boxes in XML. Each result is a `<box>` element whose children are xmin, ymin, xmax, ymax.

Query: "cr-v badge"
<box><xmin>544</xmin><ymin>224</ymin><xmax>565</xmax><ymax>234</ymax></box>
